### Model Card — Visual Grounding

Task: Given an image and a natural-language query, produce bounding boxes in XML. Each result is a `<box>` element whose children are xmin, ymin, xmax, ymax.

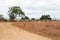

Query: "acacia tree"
<box><xmin>8</xmin><ymin>6</ymin><xmax>25</xmax><ymax>21</ymax></box>
<box><xmin>21</xmin><ymin>16</ymin><xmax>29</xmax><ymax>20</ymax></box>
<box><xmin>40</xmin><ymin>15</ymin><xmax>52</xmax><ymax>21</ymax></box>
<box><xmin>0</xmin><ymin>15</ymin><xmax>3</xmax><ymax>21</ymax></box>
<box><xmin>31</xmin><ymin>18</ymin><xmax>35</xmax><ymax>21</ymax></box>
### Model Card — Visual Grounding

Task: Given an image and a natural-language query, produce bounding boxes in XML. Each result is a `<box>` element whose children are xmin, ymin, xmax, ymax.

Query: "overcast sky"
<box><xmin>0</xmin><ymin>0</ymin><xmax>60</xmax><ymax>19</ymax></box>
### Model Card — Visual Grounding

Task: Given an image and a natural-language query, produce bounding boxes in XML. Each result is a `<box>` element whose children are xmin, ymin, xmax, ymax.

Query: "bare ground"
<box><xmin>12</xmin><ymin>21</ymin><xmax>60</xmax><ymax>40</ymax></box>
<box><xmin>0</xmin><ymin>22</ymin><xmax>52</xmax><ymax>40</ymax></box>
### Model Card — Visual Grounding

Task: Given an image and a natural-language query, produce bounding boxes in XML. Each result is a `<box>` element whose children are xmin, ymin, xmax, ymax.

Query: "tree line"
<box><xmin>0</xmin><ymin>6</ymin><xmax>52</xmax><ymax>21</ymax></box>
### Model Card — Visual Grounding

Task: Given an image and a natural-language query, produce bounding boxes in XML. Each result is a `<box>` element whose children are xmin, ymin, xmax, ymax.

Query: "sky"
<box><xmin>0</xmin><ymin>0</ymin><xmax>60</xmax><ymax>19</ymax></box>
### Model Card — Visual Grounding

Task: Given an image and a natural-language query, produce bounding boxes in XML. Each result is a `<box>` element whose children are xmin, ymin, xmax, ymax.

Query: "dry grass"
<box><xmin>12</xmin><ymin>21</ymin><xmax>60</xmax><ymax>40</ymax></box>
<box><xmin>0</xmin><ymin>22</ymin><xmax>52</xmax><ymax>40</ymax></box>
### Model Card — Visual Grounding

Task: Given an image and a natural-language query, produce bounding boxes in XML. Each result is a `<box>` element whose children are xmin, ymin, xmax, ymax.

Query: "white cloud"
<box><xmin>32</xmin><ymin>1</ymin><xmax>52</xmax><ymax>7</ymax></box>
<box><xmin>0</xmin><ymin>0</ymin><xmax>60</xmax><ymax>19</ymax></box>
<box><xmin>51</xmin><ymin>0</ymin><xmax>60</xmax><ymax>5</ymax></box>
<box><xmin>22</xmin><ymin>9</ymin><xmax>32</xmax><ymax>14</ymax></box>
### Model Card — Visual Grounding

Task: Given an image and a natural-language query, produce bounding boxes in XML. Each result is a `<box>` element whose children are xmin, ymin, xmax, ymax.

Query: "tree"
<box><xmin>21</xmin><ymin>16</ymin><xmax>29</xmax><ymax>20</ymax></box>
<box><xmin>40</xmin><ymin>15</ymin><xmax>52</xmax><ymax>21</ymax></box>
<box><xmin>31</xmin><ymin>18</ymin><xmax>35</xmax><ymax>21</ymax></box>
<box><xmin>0</xmin><ymin>15</ymin><xmax>4</xmax><ymax>21</ymax></box>
<box><xmin>8</xmin><ymin>6</ymin><xmax>25</xmax><ymax>21</ymax></box>
<box><xmin>0</xmin><ymin>15</ymin><xmax>8</xmax><ymax>21</ymax></box>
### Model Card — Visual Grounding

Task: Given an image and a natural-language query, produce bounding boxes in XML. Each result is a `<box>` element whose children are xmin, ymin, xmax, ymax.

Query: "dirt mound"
<box><xmin>12</xmin><ymin>21</ymin><xmax>60</xmax><ymax>40</ymax></box>
<box><xmin>0</xmin><ymin>22</ymin><xmax>52</xmax><ymax>40</ymax></box>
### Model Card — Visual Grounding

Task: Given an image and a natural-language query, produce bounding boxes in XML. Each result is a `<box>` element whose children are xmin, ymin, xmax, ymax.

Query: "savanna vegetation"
<box><xmin>0</xmin><ymin>6</ymin><xmax>60</xmax><ymax>40</ymax></box>
<box><xmin>0</xmin><ymin>6</ymin><xmax>57</xmax><ymax>22</ymax></box>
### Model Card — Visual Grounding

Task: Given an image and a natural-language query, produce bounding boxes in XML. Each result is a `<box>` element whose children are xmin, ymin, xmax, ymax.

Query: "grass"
<box><xmin>12</xmin><ymin>21</ymin><xmax>60</xmax><ymax>40</ymax></box>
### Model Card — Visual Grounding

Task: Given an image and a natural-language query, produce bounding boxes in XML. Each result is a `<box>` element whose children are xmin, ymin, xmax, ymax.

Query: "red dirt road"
<box><xmin>12</xmin><ymin>21</ymin><xmax>60</xmax><ymax>40</ymax></box>
<box><xmin>0</xmin><ymin>22</ymin><xmax>52</xmax><ymax>40</ymax></box>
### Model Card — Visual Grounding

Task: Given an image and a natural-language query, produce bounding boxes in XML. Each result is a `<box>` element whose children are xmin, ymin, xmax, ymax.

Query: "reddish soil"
<box><xmin>12</xmin><ymin>21</ymin><xmax>60</xmax><ymax>40</ymax></box>
<box><xmin>0</xmin><ymin>22</ymin><xmax>51</xmax><ymax>40</ymax></box>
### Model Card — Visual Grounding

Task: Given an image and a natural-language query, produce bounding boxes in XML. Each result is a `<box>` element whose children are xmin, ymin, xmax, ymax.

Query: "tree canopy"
<box><xmin>8</xmin><ymin>6</ymin><xmax>25</xmax><ymax>21</ymax></box>
<box><xmin>21</xmin><ymin>16</ymin><xmax>29</xmax><ymax>20</ymax></box>
<box><xmin>31</xmin><ymin>18</ymin><xmax>35</xmax><ymax>21</ymax></box>
<box><xmin>40</xmin><ymin>15</ymin><xmax>52</xmax><ymax>21</ymax></box>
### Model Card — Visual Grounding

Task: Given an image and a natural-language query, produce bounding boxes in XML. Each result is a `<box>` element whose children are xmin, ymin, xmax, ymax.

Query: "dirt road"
<box><xmin>0</xmin><ymin>22</ymin><xmax>52</xmax><ymax>40</ymax></box>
